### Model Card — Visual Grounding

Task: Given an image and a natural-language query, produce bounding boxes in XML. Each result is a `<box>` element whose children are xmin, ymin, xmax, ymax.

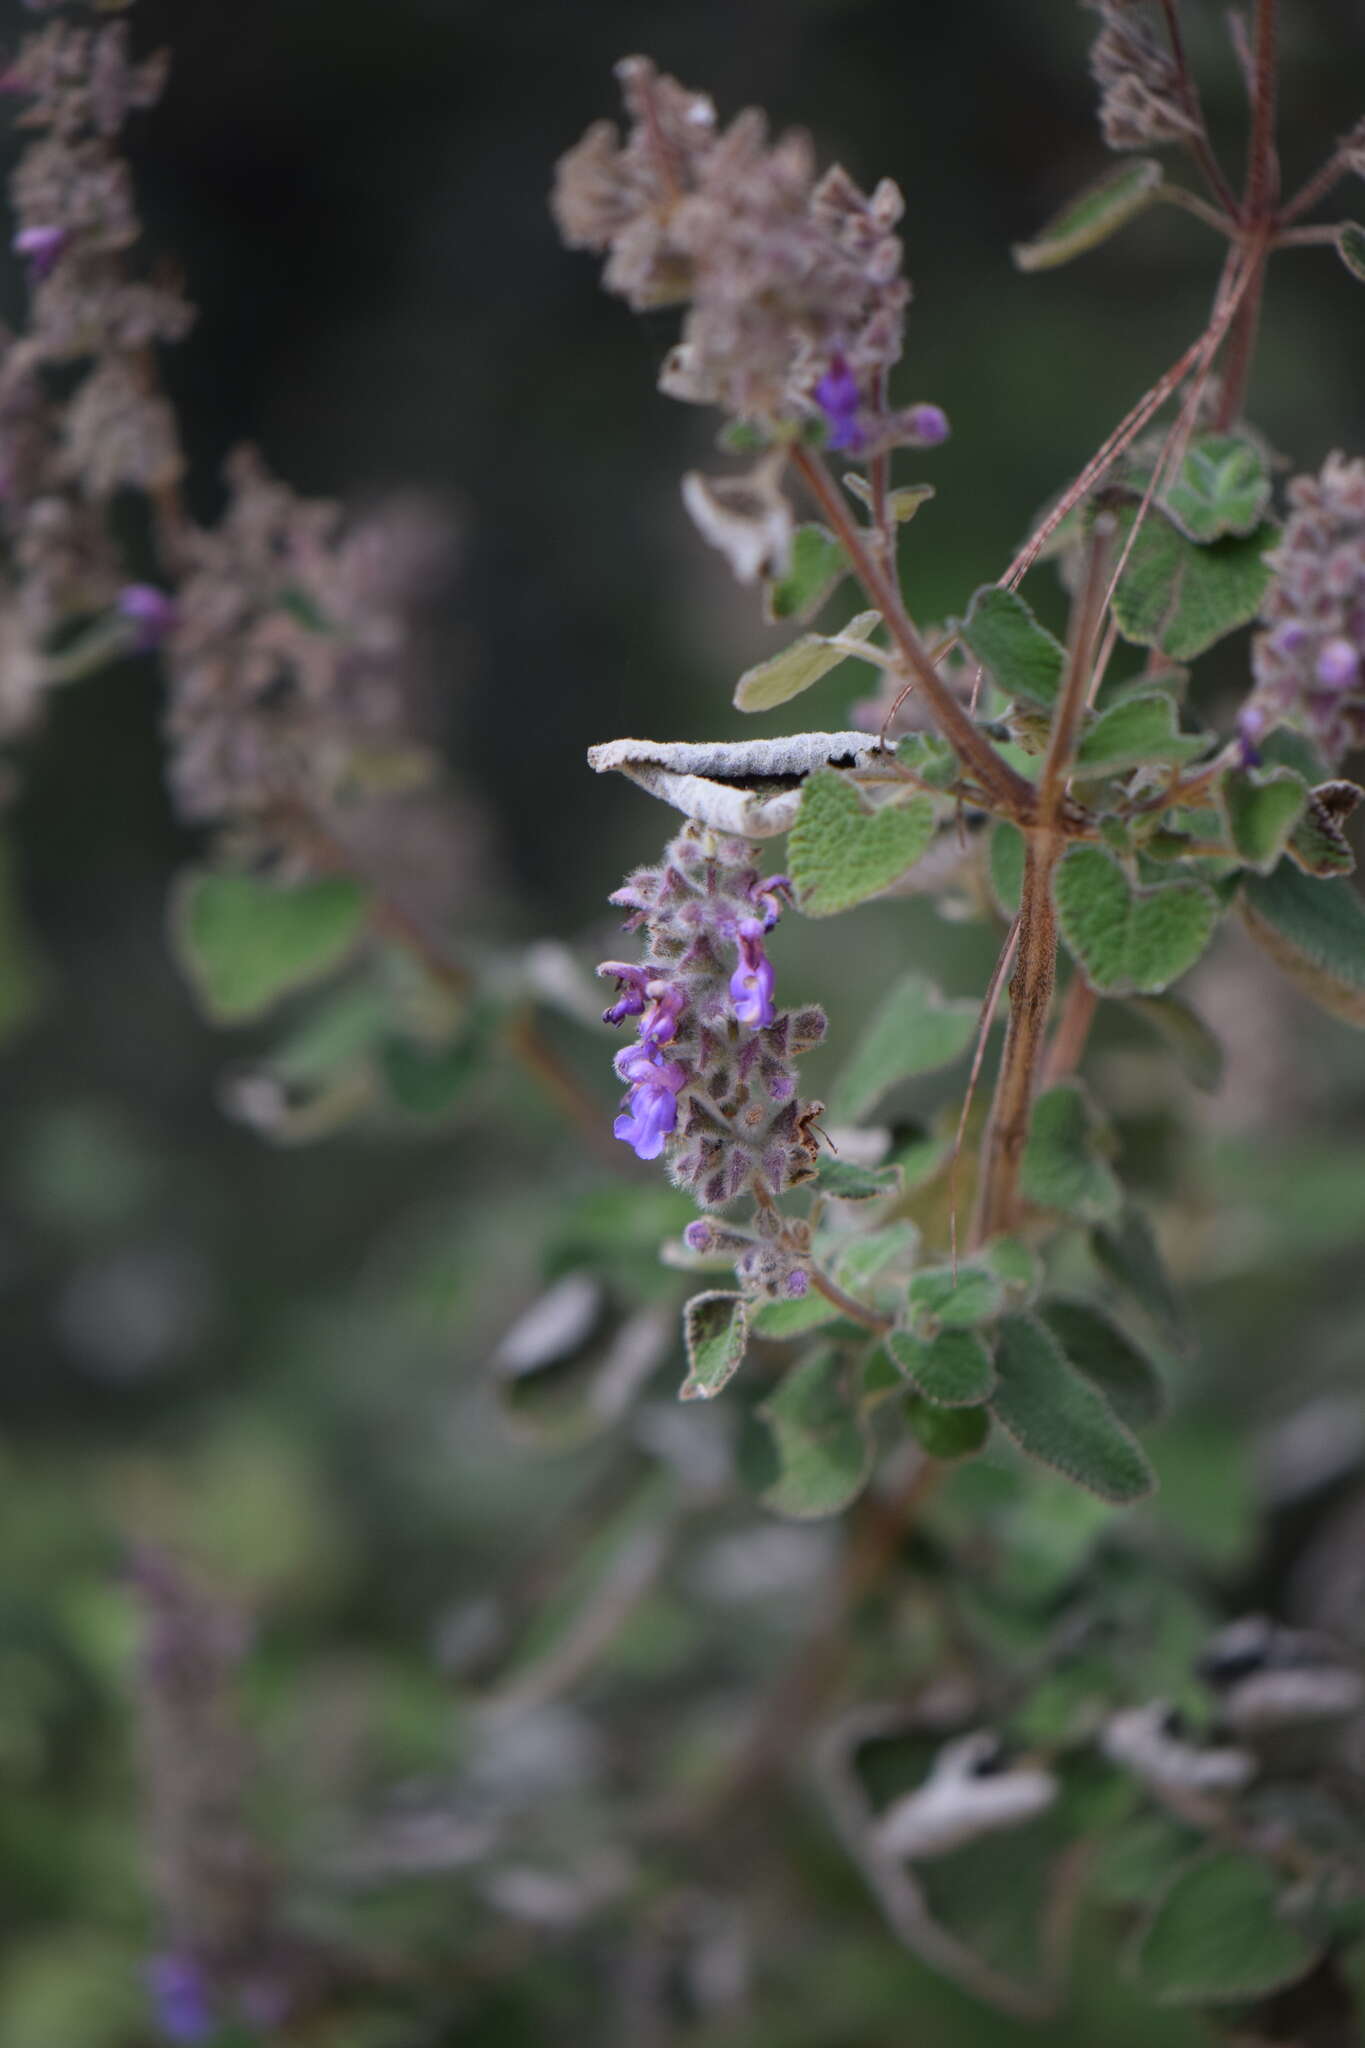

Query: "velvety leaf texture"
<box><xmin>1041</xmin><ymin>1298</ymin><xmax>1166</xmax><ymax>1427</ymax></box>
<box><xmin>829</xmin><ymin>971</ymin><xmax>978</xmax><ymax>1120</ymax></box>
<box><xmin>764</xmin><ymin>522</ymin><xmax>847</xmax><ymax>622</ymax></box>
<box><xmin>789</xmin><ymin>770</ymin><xmax>936</xmax><ymax>916</ymax></box>
<box><xmin>817</xmin><ymin>1158</ymin><xmax>904</xmax><ymax>1202</ymax></box>
<box><xmin>957</xmin><ymin>585</ymin><xmax>1065</xmax><ymax>709</ymax></box>
<box><xmin>1336</xmin><ymin>222</ymin><xmax>1365</xmax><ymax>283</ymax></box>
<box><xmin>1220</xmin><ymin>765</ymin><xmax>1309</xmax><ymax>874</ymax></box>
<box><xmin>905</xmin><ymin>1394</ymin><xmax>990</xmax><ymax>1460</ymax></box>
<box><xmin>991</xmin><ymin>1313</ymin><xmax>1154</xmax><ymax>1503</ymax></box>
<box><xmin>887</xmin><ymin>1325</ymin><xmax>996</xmax><ymax>1405</ymax></box>
<box><xmin>1241</xmin><ymin>861</ymin><xmax>1365</xmax><ymax>1027</ymax></box>
<box><xmin>755</xmin><ymin>1352</ymin><xmax>872</xmax><ymax>1518</ymax></box>
<box><xmin>173</xmin><ymin>870</ymin><xmax>369</xmax><ymax>1024</ymax></box>
<box><xmin>1054</xmin><ymin>846</ymin><xmax>1219</xmax><ymax>995</ymax></box>
<box><xmin>1133</xmin><ymin>1852</ymin><xmax>1321</xmax><ymax>2005</ymax></box>
<box><xmin>1019</xmin><ymin>1081</ymin><xmax>1122</xmax><ymax>1224</ymax></box>
<box><xmin>909</xmin><ymin>1261</ymin><xmax>1006</xmax><ymax>1331</ymax></box>
<box><xmin>1092</xmin><ymin>1206</ymin><xmax>1186</xmax><ymax>1341</ymax></box>
<box><xmin>680</xmin><ymin>1291</ymin><xmax>749</xmax><ymax>1401</ymax></box>
<box><xmin>1073</xmin><ymin>691</ymin><xmax>1209</xmax><ymax>779</ymax></box>
<box><xmin>1160</xmin><ymin>434</ymin><xmax>1271</xmax><ymax>542</ymax></box>
<box><xmin>733</xmin><ymin>609</ymin><xmax>879</xmax><ymax>712</ymax></box>
<box><xmin>1111</xmin><ymin>505</ymin><xmax>1276</xmax><ymax>661</ymax></box>
<box><xmin>1012</xmin><ymin>157</ymin><xmax>1163</xmax><ymax>271</ymax></box>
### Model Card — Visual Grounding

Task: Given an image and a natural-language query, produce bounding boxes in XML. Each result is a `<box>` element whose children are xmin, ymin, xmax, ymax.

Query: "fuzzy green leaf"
<box><xmin>1054</xmin><ymin>845</ymin><xmax>1219</xmax><ymax>994</ymax></box>
<box><xmin>905</xmin><ymin>1394</ymin><xmax>990</xmax><ymax>1460</ymax></box>
<box><xmin>817</xmin><ymin>1157</ymin><xmax>905</xmax><ymax>1203</ymax></box>
<box><xmin>1019</xmin><ymin>1081</ymin><xmax>1122</xmax><ymax>1224</ymax></box>
<box><xmin>842</xmin><ymin>476</ymin><xmax>936</xmax><ymax>525</ymax></box>
<box><xmin>173</xmin><ymin>869</ymin><xmax>369</xmax><ymax>1023</ymax></box>
<box><xmin>1040</xmin><ymin>1298</ymin><xmax>1165</xmax><ymax>1427</ymax></box>
<box><xmin>887</xmin><ymin>1325</ymin><xmax>995</xmax><ymax>1405</ymax></box>
<box><xmin>1133</xmin><ymin>1851</ymin><xmax>1321</xmax><ymax>2005</ymax></box>
<box><xmin>1124</xmin><ymin>991</ymin><xmax>1225</xmax><ymax>1092</ymax></box>
<box><xmin>1336</xmin><ymin>223</ymin><xmax>1365</xmax><ymax>283</ymax></box>
<box><xmin>1074</xmin><ymin>690</ymin><xmax>1210</xmax><ymax>779</ymax></box>
<box><xmin>989</xmin><ymin>819</ymin><xmax>1026</xmax><ymax>917</ymax></box>
<box><xmin>680</xmin><ymin>1291</ymin><xmax>749</xmax><ymax>1401</ymax></box>
<box><xmin>1241</xmin><ymin>860</ymin><xmax>1365</xmax><ymax>1026</ymax></box>
<box><xmin>733</xmin><ymin>610</ymin><xmax>880</xmax><ymax>713</ymax></box>
<box><xmin>957</xmin><ymin>585</ymin><xmax>1066</xmax><ymax>709</ymax></box>
<box><xmin>764</xmin><ymin>523</ymin><xmax>847</xmax><ymax>622</ymax></box>
<box><xmin>895</xmin><ymin>731</ymin><xmax>960</xmax><ymax>788</ymax></box>
<box><xmin>789</xmin><ymin>769</ymin><xmax>936</xmax><ymax>916</ymax></box>
<box><xmin>834</xmin><ymin>1221</ymin><xmax>920</xmax><ymax>1296</ymax></box>
<box><xmin>829</xmin><ymin>971</ymin><xmax>978</xmax><ymax>1120</ymax></box>
<box><xmin>755</xmin><ymin>1352</ymin><xmax>872</xmax><ymax>1518</ymax></box>
<box><xmin>991</xmin><ymin>1312</ymin><xmax>1155</xmax><ymax>1502</ymax></box>
<box><xmin>1111</xmin><ymin>506</ymin><xmax>1276</xmax><ymax>661</ymax></box>
<box><xmin>750</xmin><ymin>1292</ymin><xmax>841</xmax><ymax>1340</ymax></box>
<box><xmin>979</xmin><ymin>1235</ymin><xmax>1042</xmax><ymax>1302</ymax></box>
<box><xmin>908</xmin><ymin>1261</ymin><xmax>1007</xmax><ymax>1331</ymax></box>
<box><xmin>1161</xmin><ymin>434</ymin><xmax>1271</xmax><ymax>542</ymax></box>
<box><xmin>1219</xmin><ymin>764</ymin><xmax>1310</xmax><ymax>874</ymax></box>
<box><xmin>1012</xmin><ymin>157</ymin><xmax>1164</xmax><ymax>271</ymax></box>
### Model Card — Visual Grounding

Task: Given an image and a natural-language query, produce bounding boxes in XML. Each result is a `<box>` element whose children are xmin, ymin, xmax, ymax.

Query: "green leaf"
<box><xmin>1218</xmin><ymin>764</ymin><xmax>1309</xmax><ymax>874</ymax></box>
<box><xmin>842</xmin><ymin>475</ymin><xmax>936</xmax><ymax>525</ymax></box>
<box><xmin>834</xmin><ymin>1221</ymin><xmax>920</xmax><ymax>1296</ymax></box>
<box><xmin>888</xmin><ymin>1326</ymin><xmax>995</xmax><ymax>1405</ymax></box>
<box><xmin>1133</xmin><ymin>1851</ymin><xmax>1321</xmax><ymax>2005</ymax></box>
<box><xmin>1124</xmin><ymin>991</ymin><xmax>1225</xmax><ymax>1092</ymax></box>
<box><xmin>751</xmin><ymin>1292</ymin><xmax>842</xmax><ymax>1339</ymax></box>
<box><xmin>829</xmin><ymin>971</ymin><xmax>978</xmax><ymax>1120</ymax></box>
<box><xmin>1161</xmin><ymin>434</ymin><xmax>1271</xmax><ymax>542</ymax></box>
<box><xmin>1287</xmin><ymin>779</ymin><xmax>1361</xmax><ymax>878</ymax></box>
<box><xmin>957</xmin><ymin>585</ymin><xmax>1066</xmax><ymax>710</ymax></box>
<box><xmin>817</xmin><ymin>1157</ymin><xmax>904</xmax><ymax>1203</ymax></box>
<box><xmin>895</xmin><ymin>731</ymin><xmax>960</xmax><ymax>788</ymax></box>
<box><xmin>1073</xmin><ymin>691</ymin><xmax>1210</xmax><ymax>779</ymax></box>
<box><xmin>1241</xmin><ymin>861</ymin><xmax>1365</xmax><ymax>1027</ymax></box>
<box><xmin>908</xmin><ymin>1261</ymin><xmax>1007</xmax><ymax>1331</ymax></box>
<box><xmin>1335</xmin><ymin>222</ymin><xmax>1365</xmax><ymax>283</ymax></box>
<box><xmin>755</xmin><ymin>1351</ymin><xmax>872</xmax><ymax>1518</ymax></box>
<box><xmin>1012</xmin><ymin>157</ymin><xmax>1164</xmax><ymax>271</ymax></box>
<box><xmin>680</xmin><ymin>1291</ymin><xmax>749</xmax><ymax>1401</ymax></box>
<box><xmin>789</xmin><ymin>769</ymin><xmax>937</xmax><ymax>917</ymax></box>
<box><xmin>734</xmin><ymin>610</ymin><xmax>880</xmax><ymax>712</ymax></box>
<box><xmin>380</xmin><ymin>1024</ymin><xmax>490</xmax><ymax>1116</ymax></box>
<box><xmin>991</xmin><ymin>1313</ymin><xmax>1154</xmax><ymax>1502</ymax></box>
<box><xmin>1111</xmin><ymin>506</ymin><xmax>1276</xmax><ymax>661</ymax></box>
<box><xmin>1040</xmin><ymin>1298</ymin><xmax>1165</xmax><ymax>1427</ymax></box>
<box><xmin>1019</xmin><ymin>1081</ymin><xmax>1122</xmax><ymax>1224</ymax></box>
<box><xmin>1054</xmin><ymin>845</ymin><xmax>1219</xmax><ymax>995</ymax></box>
<box><xmin>764</xmin><ymin>523</ymin><xmax>847</xmax><ymax>623</ymax></box>
<box><xmin>172</xmin><ymin>869</ymin><xmax>369</xmax><ymax>1023</ymax></box>
<box><xmin>979</xmin><ymin>1235</ymin><xmax>1042</xmax><ymax>1302</ymax></box>
<box><xmin>988</xmin><ymin>819</ymin><xmax>1026</xmax><ymax>917</ymax></box>
<box><xmin>905</xmin><ymin>1394</ymin><xmax>990</xmax><ymax>1460</ymax></box>
<box><xmin>1092</xmin><ymin>1205</ymin><xmax>1185</xmax><ymax>1342</ymax></box>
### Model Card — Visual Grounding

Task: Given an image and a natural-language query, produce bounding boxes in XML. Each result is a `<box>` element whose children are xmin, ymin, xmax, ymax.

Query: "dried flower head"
<box><xmin>1086</xmin><ymin>1</ymin><xmax>1197</xmax><ymax>151</ymax></box>
<box><xmin>1243</xmin><ymin>452</ymin><xmax>1365</xmax><ymax>766</ymax></box>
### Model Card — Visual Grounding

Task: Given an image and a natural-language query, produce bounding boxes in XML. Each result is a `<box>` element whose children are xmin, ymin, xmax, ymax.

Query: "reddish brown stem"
<box><xmin>809</xmin><ymin>1265</ymin><xmax>892</xmax><ymax>1335</ymax></box>
<box><xmin>1043</xmin><ymin>975</ymin><xmax>1099</xmax><ymax>1087</ymax></box>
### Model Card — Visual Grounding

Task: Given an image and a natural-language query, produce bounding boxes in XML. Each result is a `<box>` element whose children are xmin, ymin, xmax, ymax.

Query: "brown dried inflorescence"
<box><xmin>552</xmin><ymin>56</ymin><xmax>908</xmax><ymax>423</ymax></box>
<box><xmin>1086</xmin><ymin>1</ymin><xmax>1197</xmax><ymax>152</ymax></box>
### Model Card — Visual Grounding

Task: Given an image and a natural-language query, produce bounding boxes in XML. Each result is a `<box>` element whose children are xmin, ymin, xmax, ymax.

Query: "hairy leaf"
<box><xmin>834</xmin><ymin>1221</ymin><xmax>920</xmax><ymax>1296</ymax></box>
<box><xmin>888</xmin><ymin>1325</ymin><xmax>995</xmax><ymax>1405</ymax></box>
<box><xmin>751</xmin><ymin>1292</ymin><xmax>841</xmax><ymax>1339</ymax></box>
<box><xmin>905</xmin><ymin>1394</ymin><xmax>990</xmax><ymax>1460</ymax></box>
<box><xmin>909</xmin><ymin>1261</ymin><xmax>1007</xmax><ymax>1331</ymax></box>
<box><xmin>1054</xmin><ymin>845</ymin><xmax>1219</xmax><ymax>994</ymax></box>
<box><xmin>680</xmin><ymin>1291</ymin><xmax>749</xmax><ymax>1401</ymax></box>
<box><xmin>734</xmin><ymin>609</ymin><xmax>880</xmax><ymax>712</ymax></box>
<box><xmin>789</xmin><ymin>769</ymin><xmax>936</xmax><ymax>916</ymax></box>
<box><xmin>829</xmin><ymin>971</ymin><xmax>978</xmax><ymax>1120</ymax></box>
<box><xmin>957</xmin><ymin>585</ymin><xmax>1066</xmax><ymax>709</ymax></box>
<box><xmin>1041</xmin><ymin>1298</ymin><xmax>1165</xmax><ymax>1426</ymax></box>
<box><xmin>173</xmin><ymin>869</ymin><xmax>369</xmax><ymax>1023</ymax></box>
<box><xmin>1073</xmin><ymin>690</ymin><xmax>1210</xmax><ymax>779</ymax></box>
<box><xmin>991</xmin><ymin>1313</ymin><xmax>1154</xmax><ymax>1502</ymax></box>
<box><xmin>1336</xmin><ymin>222</ymin><xmax>1365</xmax><ymax>283</ymax></box>
<box><xmin>764</xmin><ymin>522</ymin><xmax>847</xmax><ymax>623</ymax></box>
<box><xmin>1161</xmin><ymin>434</ymin><xmax>1271</xmax><ymax>542</ymax></box>
<box><xmin>1219</xmin><ymin>764</ymin><xmax>1309</xmax><ymax>874</ymax></box>
<box><xmin>1111</xmin><ymin>505</ymin><xmax>1276</xmax><ymax>661</ymax></box>
<box><xmin>1288</xmin><ymin>779</ymin><xmax>1361</xmax><ymax>878</ymax></box>
<box><xmin>1133</xmin><ymin>1852</ymin><xmax>1321</xmax><ymax>2004</ymax></box>
<box><xmin>1019</xmin><ymin>1081</ymin><xmax>1122</xmax><ymax>1224</ymax></box>
<box><xmin>818</xmin><ymin>1157</ymin><xmax>904</xmax><ymax>1202</ymax></box>
<box><xmin>896</xmin><ymin>730</ymin><xmax>960</xmax><ymax>788</ymax></box>
<box><xmin>1012</xmin><ymin>157</ymin><xmax>1164</xmax><ymax>271</ymax></box>
<box><xmin>989</xmin><ymin>819</ymin><xmax>1026</xmax><ymax>917</ymax></box>
<box><xmin>755</xmin><ymin>1352</ymin><xmax>872</xmax><ymax>1518</ymax></box>
<box><xmin>1241</xmin><ymin>860</ymin><xmax>1365</xmax><ymax>1027</ymax></box>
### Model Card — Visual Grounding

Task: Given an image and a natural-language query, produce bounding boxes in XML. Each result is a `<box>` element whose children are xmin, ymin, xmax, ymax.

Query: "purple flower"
<box><xmin>1237</xmin><ymin>702</ymin><xmax>1267</xmax><ymax>769</ymax></box>
<box><xmin>597</xmin><ymin>959</ymin><xmax>649</xmax><ymax>1026</ymax></box>
<box><xmin>13</xmin><ymin>224</ymin><xmax>66</xmax><ymax>279</ymax></box>
<box><xmin>118</xmin><ymin>584</ymin><xmax>178</xmax><ymax>652</ymax></box>
<box><xmin>785</xmin><ymin>1267</ymin><xmax>809</xmax><ymax>1299</ymax></box>
<box><xmin>639</xmin><ymin>980</ymin><xmax>685</xmax><ymax>1047</ymax></box>
<box><xmin>814</xmin><ymin>354</ymin><xmax>865</xmax><ymax>454</ymax></box>
<box><xmin>729</xmin><ymin>916</ymin><xmax>776</xmax><ymax>1030</ymax></box>
<box><xmin>750</xmin><ymin>873</ymin><xmax>791</xmax><ymax>930</ymax></box>
<box><xmin>1316</xmin><ymin>637</ymin><xmax>1360</xmax><ymax>691</ymax></box>
<box><xmin>903</xmin><ymin>402</ymin><xmax>949</xmax><ymax>447</ymax></box>
<box><xmin>614</xmin><ymin>1046</ymin><xmax>687</xmax><ymax>1160</ymax></box>
<box><xmin>147</xmin><ymin>1954</ymin><xmax>215</xmax><ymax>2045</ymax></box>
<box><xmin>684</xmin><ymin>1220</ymin><xmax>714</xmax><ymax>1253</ymax></box>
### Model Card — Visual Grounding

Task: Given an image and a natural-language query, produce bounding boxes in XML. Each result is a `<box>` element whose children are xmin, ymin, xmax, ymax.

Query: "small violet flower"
<box><xmin>1316</xmin><ymin>637</ymin><xmax>1360</xmax><ymax>692</ymax></box>
<box><xmin>902</xmin><ymin>402</ymin><xmax>949</xmax><ymax>447</ymax></box>
<box><xmin>639</xmin><ymin>980</ymin><xmax>686</xmax><ymax>1047</ymax></box>
<box><xmin>118</xmin><ymin>584</ymin><xmax>178</xmax><ymax>652</ymax></box>
<box><xmin>613</xmin><ymin>1044</ymin><xmax>688</xmax><ymax>1160</ymax></box>
<box><xmin>13</xmin><ymin>224</ymin><xmax>66</xmax><ymax>279</ymax></box>
<box><xmin>597</xmin><ymin>959</ymin><xmax>649</xmax><ymax>1026</ymax></box>
<box><xmin>147</xmin><ymin>1953</ymin><xmax>216</xmax><ymax>2046</ymax></box>
<box><xmin>1236</xmin><ymin>702</ymin><xmax>1267</xmax><ymax>769</ymax></box>
<box><xmin>750</xmin><ymin>872</ymin><xmax>791</xmax><ymax>930</ymax></box>
<box><xmin>814</xmin><ymin>354</ymin><xmax>864</xmax><ymax>454</ymax></box>
<box><xmin>729</xmin><ymin>916</ymin><xmax>776</xmax><ymax>1030</ymax></box>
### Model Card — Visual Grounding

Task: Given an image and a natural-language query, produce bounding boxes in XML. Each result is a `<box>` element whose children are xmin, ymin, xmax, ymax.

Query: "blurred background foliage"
<box><xmin>3</xmin><ymin>0</ymin><xmax>1365</xmax><ymax>2042</ymax></box>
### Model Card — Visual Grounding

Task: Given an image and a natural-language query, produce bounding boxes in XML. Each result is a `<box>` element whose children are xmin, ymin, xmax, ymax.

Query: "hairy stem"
<box><xmin>809</xmin><ymin>1266</ymin><xmax>892</xmax><ymax>1334</ymax></box>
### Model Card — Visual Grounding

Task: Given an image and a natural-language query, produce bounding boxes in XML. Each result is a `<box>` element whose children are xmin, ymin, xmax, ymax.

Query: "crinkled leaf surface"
<box><xmin>1019</xmin><ymin>1081</ymin><xmax>1122</xmax><ymax>1224</ymax></box>
<box><xmin>909</xmin><ymin>1261</ymin><xmax>1006</xmax><ymax>1331</ymax></box>
<box><xmin>174</xmin><ymin>869</ymin><xmax>369</xmax><ymax>1023</ymax></box>
<box><xmin>1041</xmin><ymin>1298</ymin><xmax>1165</xmax><ymax>1427</ymax></box>
<box><xmin>734</xmin><ymin>609</ymin><xmax>880</xmax><ymax>712</ymax></box>
<box><xmin>829</xmin><ymin>970</ymin><xmax>978</xmax><ymax>1120</ymax></box>
<box><xmin>818</xmin><ymin>1157</ymin><xmax>904</xmax><ymax>1203</ymax></box>
<box><xmin>1054</xmin><ymin>846</ymin><xmax>1219</xmax><ymax>994</ymax></box>
<box><xmin>1161</xmin><ymin>434</ymin><xmax>1271</xmax><ymax>542</ymax></box>
<box><xmin>1074</xmin><ymin>691</ymin><xmax>1209</xmax><ymax>779</ymax></box>
<box><xmin>1012</xmin><ymin>157</ymin><xmax>1163</xmax><ymax>271</ymax></box>
<box><xmin>1111</xmin><ymin>505</ymin><xmax>1276</xmax><ymax>661</ymax></box>
<box><xmin>789</xmin><ymin>769</ymin><xmax>936</xmax><ymax>916</ymax></box>
<box><xmin>1133</xmin><ymin>1851</ymin><xmax>1321</xmax><ymax>2005</ymax></box>
<box><xmin>1241</xmin><ymin>860</ymin><xmax>1365</xmax><ymax>1026</ymax></box>
<box><xmin>755</xmin><ymin>1352</ymin><xmax>872</xmax><ymax>1518</ymax></box>
<box><xmin>991</xmin><ymin>1313</ymin><xmax>1154</xmax><ymax>1502</ymax></box>
<box><xmin>888</xmin><ymin>1325</ymin><xmax>995</xmax><ymax>1405</ymax></box>
<box><xmin>680</xmin><ymin>1291</ymin><xmax>748</xmax><ymax>1401</ymax></box>
<box><xmin>957</xmin><ymin>585</ymin><xmax>1065</xmax><ymax>710</ymax></box>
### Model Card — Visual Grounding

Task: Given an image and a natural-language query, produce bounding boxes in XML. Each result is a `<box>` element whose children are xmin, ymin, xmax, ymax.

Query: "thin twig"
<box><xmin>1278</xmin><ymin>144</ymin><xmax>1354</xmax><ymax>227</ymax></box>
<box><xmin>1157</xmin><ymin>0</ymin><xmax>1242</xmax><ymax>217</ymax></box>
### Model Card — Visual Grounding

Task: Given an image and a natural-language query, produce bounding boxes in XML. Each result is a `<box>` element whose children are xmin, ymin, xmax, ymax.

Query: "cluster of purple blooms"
<box><xmin>1240</xmin><ymin>453</ymin><xmax>1365</xmax><ymax>768</ymax></box>
<box><xmin>598</xmin><ymin>826</ymin><xmax>827</xmax><ymax>1226</ymax></box>
<box><xmin>812</xmin><ymin>349</ymin><xmax>951</xmax><ymax>459</ymax></box>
